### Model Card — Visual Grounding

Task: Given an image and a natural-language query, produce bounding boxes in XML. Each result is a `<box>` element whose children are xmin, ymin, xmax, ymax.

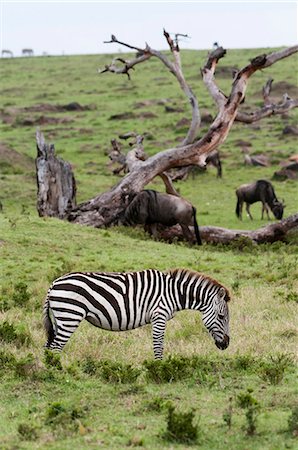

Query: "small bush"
<box><xmin>222</xmin><ymin>397</ymin><xmax>233</xmax><ymax>429</ymax></box>
<box><xmin>237</xmin><ymin>389</ymin><xmax>260</xmax><ymax>436</ymax></box>
<box><xmin>163</xmin><ymin>405</ymin><xmax>198</xmax><ymax>444</ymax></box>
<box><xmin>231</xmin><ymin>354</ymin><xmax>259</xmax><ymax>372</ymax></box>
<box><xmin>0</xmin><ymin>321</ymin><xmax>32</xmax><ymax>347</ymax></box>
<box><xmin>144</xmin><ymin>356</ymin><xmax>192</xmax><ymax>383</ymax></box>
<box><xmin>18</xmin><ymin>422</ymin><xmax>39</xmax><ymax>441</ymax></box>
<box><xmin>259</xmin><ymin>353</ymin><xmax>294</xmax><ymax>385</ymax></box>
<box><xmin>45</xmin><ymin>401</ymin><xmax>87</xmax><ymax>432</ymax></box>
<box><xmin>228</xmin><ymin>236</ymin><xmax>256</xmax><ymax>252</ymax></box>
<box><xmin>145</xmin><ymin>396</ymin><xmax>173</xmax><ymax>413</ymax></box>
<box><xmin>99</xmin><ymin>360</ymin><xmax>141</xmax><ymax>384</ymax></box>
<box><xmin>14</xmin><ymin>353</ymin><xmax>38</xmax><ymax>378</ymax></box>
<box><xmin>81</xmin><ymin>355</ymin><xmax>99</xmax><ymax>375</ymax></box>
<box><xmin>284</xmin><ymin>291</ymin><xmax>298</xmax><ymax>303</ymax></box>
<box><xmin>0</xmin><ymin>349</ymin><xmax>16</xmax><ymax>371</ymax></box>
<box><xmin>12</xmin><ymin>282</ymin><xmax>30</xmax><ymax>307</ymax></box>
<box><xmin>288</xmin><ymin>405</ymin><xmax>298</xmax><ymax>436</ymax></box>
<box><xmin>44</xmin><ymin>349</ymin><xmax>63</xmax><ymax>371</ymax></box>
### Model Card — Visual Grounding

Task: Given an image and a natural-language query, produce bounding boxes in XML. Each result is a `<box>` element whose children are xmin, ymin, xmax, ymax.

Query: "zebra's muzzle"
<box><xmin>215</xmin><ymin>335</ymin><xmax>230</xmax><ymax>350</ymax></box>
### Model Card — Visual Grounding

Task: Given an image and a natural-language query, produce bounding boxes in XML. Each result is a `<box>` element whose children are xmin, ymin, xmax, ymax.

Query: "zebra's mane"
<box><xmin>167</xmin><ymin>268</ymin><xmax>231</xmax><ymax>302</ymax></box>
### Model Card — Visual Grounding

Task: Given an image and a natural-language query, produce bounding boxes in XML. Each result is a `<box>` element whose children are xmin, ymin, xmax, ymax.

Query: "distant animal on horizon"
<box><xmin>43</xmin><ymin>268</ymin><xmax>231</xmax><ymax>359</ymax></box>
<box><xmin>22</xmin><ymin>48</ymin><xmax>34</xmax><ymax>56</ymax></box>
<box><xmin>123</xmin><ymin>189</ymin><xmax>202</xmax><ymax>245</ymax></box>
<box><xmin>1</xmin><ymin>49</ymin><xmax>13</xmax><ymax>57</ymax></box>
<box><xmin>235</xmin><ymin>179</ymin><xmax>285</xmax><ymax>220</ymax></box>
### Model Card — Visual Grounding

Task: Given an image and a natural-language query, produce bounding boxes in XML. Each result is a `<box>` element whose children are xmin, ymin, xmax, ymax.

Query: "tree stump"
<box><xmin>35</xmin><ymin>130</ymin><xmax>76</xmax><ymax>218</ymax></box>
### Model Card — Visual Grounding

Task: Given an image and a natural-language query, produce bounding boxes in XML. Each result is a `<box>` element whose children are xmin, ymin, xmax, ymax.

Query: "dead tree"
<box><xmin>67</xmin><ymin>36</ymin><xmax>298</xmax><ymax>228</ymax></box>
<box><xmin>35</xmin><ymin>129</ymin><xmax>76</xmax><ymax>218</ymax></box>
<box><xmin>34</xmin><ymin>31</ymin><xmax>298</xmax><ymax>242</ymax></box>
<box><xmin>155</xmin><ymin>213</ymin><xmax>298</xmax><ymax>245</ymax></box>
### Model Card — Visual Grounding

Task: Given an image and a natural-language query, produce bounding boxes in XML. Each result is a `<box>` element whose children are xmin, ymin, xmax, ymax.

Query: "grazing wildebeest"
<box><xmin>206</xmin><ymin>150</ymin><xmax>222</xmax><ymax>178</ymax></box>
<box><xmin>124</xmin><ymin>190</ymin><xmax>202</xmax><ymax>245</ymax></box>
<box><xmin>235</xmin><ymin>180</ymin><xmax>284</xmax><ymax>220</ymax></box>
<box><xmin>1</xmin><ymin>49</ymin><xmax>13</xmax><ymax>57</ymax></box>
<box><xmin>22</xmin><ymin>48</ymin><xmax>34</xmax><ymax>56</ymax></box>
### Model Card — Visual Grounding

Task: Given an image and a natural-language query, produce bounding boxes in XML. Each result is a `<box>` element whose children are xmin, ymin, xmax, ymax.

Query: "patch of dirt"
<box><xmin>270</xmin><ymin>81</ymin><xmax>298</xmax><ymax>98</ymax></box>
<box><xmin>0</xmin><ymin>142</ymin><xmax>34</xmax><ymax>171</ymax></box>
<box><xmin>0</xmin><ymin>102</ymin><xmax>96</xmax><ymax>127</ymax></box>
<box><xmin>13</xmin><ymin>116</ymin><xmax>73</xmax><ymax>127</ymax></box>
<box><xmin>3</xmin><ymin>102</ymin><xmax>96</xmax><ymax>115</ymax></box>
<box><xmin>133</xmin><ymin>99</ymin><xmax>169</xmax><ymax>109</ymax></box>
<box><xmin>109</xmin><ymin>112</ymin><xmax>136</xmax><ymax>121</ymax></box>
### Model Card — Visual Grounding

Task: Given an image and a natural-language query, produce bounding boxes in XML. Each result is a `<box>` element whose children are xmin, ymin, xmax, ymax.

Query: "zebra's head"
<box><xmin>201</xmin><ymin>286</ymin><xmax>230</xmax><ymax>350</ymax></box>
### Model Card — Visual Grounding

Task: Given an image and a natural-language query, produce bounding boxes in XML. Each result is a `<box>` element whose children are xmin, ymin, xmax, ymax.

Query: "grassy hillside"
<box><xmin>0</xmin><ymin>48</ymin><xmax>297</xmax><ymax>449</ymax></box>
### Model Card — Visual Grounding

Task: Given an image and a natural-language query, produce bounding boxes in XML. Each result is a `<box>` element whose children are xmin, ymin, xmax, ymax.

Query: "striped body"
<box><xmin>44</xmin><ymin>269</ymin><xmax>230</xmax><ymax>359</ymax></box>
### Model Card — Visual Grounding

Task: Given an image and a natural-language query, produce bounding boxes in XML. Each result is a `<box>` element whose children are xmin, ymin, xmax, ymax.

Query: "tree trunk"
<box><xmin>35</xmin><ymin>130</ymin><xmax>76</xmax><ymax>218</ymax></box>
<box><xmin>154</xmin><ymin>213</ymin><xmax>298</xmax><ymax>244</ymax></box>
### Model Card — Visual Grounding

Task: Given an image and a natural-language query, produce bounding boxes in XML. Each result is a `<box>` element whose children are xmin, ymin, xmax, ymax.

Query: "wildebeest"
<box><xmin>1</xmin><ymin>49</ymin><xmax>13</xmax><ymax>58</ymax></box>
<box><xmin>236</xmin><ymin>179</ymin><xmax>284</xmax><ymax>220</ymax></box>
<box><xmin>124</xmin><ymin>190</ymin><xmax>202</xmax><ymax>245</ymax></box>
<box><xmin>22</xmin><ymin>48</ymin><xmax>34</xmax><ymax>56</ymax></box>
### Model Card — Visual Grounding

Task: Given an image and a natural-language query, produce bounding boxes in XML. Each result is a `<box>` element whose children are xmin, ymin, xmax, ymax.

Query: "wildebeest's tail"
<box><xmin>235</xmin><ymin>198</ymin><xmax>241</xmax><ymax>218</ymax></box>
<box><xmin>43</xmin><ymin>290</ymin><xmax>55</xmax><ymax>348</ymax></box>
<box><xmin>192</xmin><ymin>207</ymin><xmax>202</xmax><ymax>245</ymax></box>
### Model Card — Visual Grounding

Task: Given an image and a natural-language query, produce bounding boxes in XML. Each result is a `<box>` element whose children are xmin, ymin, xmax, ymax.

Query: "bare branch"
<box><xmin>236</xmin><ymin>94</ymin><xmax>298</xmax><ymax>123</ymax></box>
<box><xmin>100</xmin><ymin>31</ymin><xmax>201</xmax><ymax>145</ymax></box>
<box><xmin>262</xmin><ymin>78</ymin><xmax>274</xmax><ymax>105</ymax></box>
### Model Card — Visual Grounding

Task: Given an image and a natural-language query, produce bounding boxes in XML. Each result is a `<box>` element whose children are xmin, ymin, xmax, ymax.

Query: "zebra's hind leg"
<box><xmin>47</xmin><ymin>321</ymin><xmax>80</xmax><ymax>351</ymax></box>
<box><xmin>151</xmin><ymin>315</ymin><xmax>167</xmax><ymax>360</ymax></box>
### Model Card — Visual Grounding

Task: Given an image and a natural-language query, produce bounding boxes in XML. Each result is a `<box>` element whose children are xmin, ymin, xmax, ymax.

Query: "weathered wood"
<box><xmin>154</xmin><ymin>213</ymin><xmax>298</xmax><ymax>244</ymax></box>
<box><xmin>68</xmin><ymin>45</ymin><xmax>298</xmax><ymax>228</ymax></box>
<box><xmin>35</xmin><ymin>130</ymin><xmax>76</xmax><ymax>218</ymax></box>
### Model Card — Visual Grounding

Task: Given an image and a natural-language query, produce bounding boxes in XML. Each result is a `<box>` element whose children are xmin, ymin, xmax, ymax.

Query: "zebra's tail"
<box><xmin>43</xmin><ymin>291</ymin><xmax>55</xmax><ymax>348</ymax></box>
<box><xmin>192</xmin><ymin>207</ymin><xmax>202</xmax><ymax>245</ymax></box>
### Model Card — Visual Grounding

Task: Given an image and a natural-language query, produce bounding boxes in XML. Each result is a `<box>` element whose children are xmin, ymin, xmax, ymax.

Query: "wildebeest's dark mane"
<box><xmin>167</xmin><ymin>268</ymin><xmax>231</xmax><ymax>302</ymax></box>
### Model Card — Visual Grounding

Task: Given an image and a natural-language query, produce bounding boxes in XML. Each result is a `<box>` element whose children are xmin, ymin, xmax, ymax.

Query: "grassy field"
<box><xmin>0</xmin><ymin>47</ymin><xmax>297</xmax><ymax>449</ymax></box>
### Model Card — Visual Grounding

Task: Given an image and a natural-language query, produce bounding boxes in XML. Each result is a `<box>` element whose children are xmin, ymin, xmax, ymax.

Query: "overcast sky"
<box><xmin>0</xmin><ymin>1</ymin><xmax>297</xmax><ymax>57</ymax></box>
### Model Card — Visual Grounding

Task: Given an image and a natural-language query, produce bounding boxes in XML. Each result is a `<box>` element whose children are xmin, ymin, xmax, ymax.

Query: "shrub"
<box><xmin>163</xmin><ymin>405</ymin><xmax>198</xmax><ymax>444</ymax></box>
<box><xmin>44</xmin><ymin>349</ymin><xmax>63</xmax><ymax>371</ymax></box>
<box><xmin>99</xmin><ymin>360</ymin><xmax>141</xmax><ymax>384</ymax></box>
<box><xmin>222</xmin><ymin>397</ymin><xmax>233</xmax><ymax>429</ymax></box>
<box><xmin>45</xmin><ymin>401</ymin><xmax>87</xmax><ymax>433</ymax></box>
<box><xmin>18</xmin><ymin>422</ymin><xmax>39</xmax><ymax>441</ymax></box>
<box><xmin>81</xmin><ymin>355</ymin><xmax>99</xmax><ymax>375</ymax></box>
<box><xmin>237</xmin><ymin>389</ymin><xmax>260</xmax><ymax>435</ymax></box>
<box><xmin>11</xmin><ymin>282</ymin><xmax>30</xmax><ymax>307</ymax></box>
<box><xmin>144</xmin><ymin>356</ymin><xmax>192</xmax><ymax>383</ymax></box>
<box><xmin>0</xmin><ymin>349</ymin><xmax>16</xmax><ymax>371</ymax></box>
<box><xmin>145</xmin><ymin>396</ymin><xmax>173</xmax><ymax>413</ymax></box>
<box><xmin>14</xmin><ymin>353</ymin><xmax>38</xmax><ymax>378</ymax></box>
<box><xmin>288</xmin><ymin>405</ymin><xmax>298</xmax><ymax>436</ymax></box>
<box><xmin>259</xmin><ymin>353</ymin><xmax>294</xmax><ymax>385</ymax></box>
<box><xmin>0</xmin><ymin>321</ymin><xmax>32</xmax><ymax>347</ymax></box>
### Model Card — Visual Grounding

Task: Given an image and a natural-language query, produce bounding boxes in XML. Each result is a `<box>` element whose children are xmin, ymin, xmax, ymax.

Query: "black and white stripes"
<box><xmin>44</xmin><ymin>268</ymin><xmax>230</xmax><ymax>359</ymax></box>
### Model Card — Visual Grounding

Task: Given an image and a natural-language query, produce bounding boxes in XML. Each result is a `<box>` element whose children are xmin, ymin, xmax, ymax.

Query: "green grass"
<box><xmin>0</xmin><ymin>47</ymin><xmax>297</xmax><ymax>449</ymax></box>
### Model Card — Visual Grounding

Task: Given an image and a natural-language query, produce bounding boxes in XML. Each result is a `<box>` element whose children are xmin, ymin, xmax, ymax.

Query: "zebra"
<box><xmin>43</xmin><ymin>268</ymin><xmax>231</xmax><ymax>359</ymax></box>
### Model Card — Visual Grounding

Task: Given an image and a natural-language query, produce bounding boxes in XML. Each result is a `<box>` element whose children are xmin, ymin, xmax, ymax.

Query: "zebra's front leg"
<box><xmin>151</xmin><ymin>314</ymin><xmax>167</xmax><ymax>360</ymax></box>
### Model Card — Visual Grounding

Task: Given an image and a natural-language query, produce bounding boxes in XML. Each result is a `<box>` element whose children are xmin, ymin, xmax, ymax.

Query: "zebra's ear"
<box><xmin>218</xmin><ymin>287</ymin><xmax>226</xmax><ymax>299</ymax></box>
